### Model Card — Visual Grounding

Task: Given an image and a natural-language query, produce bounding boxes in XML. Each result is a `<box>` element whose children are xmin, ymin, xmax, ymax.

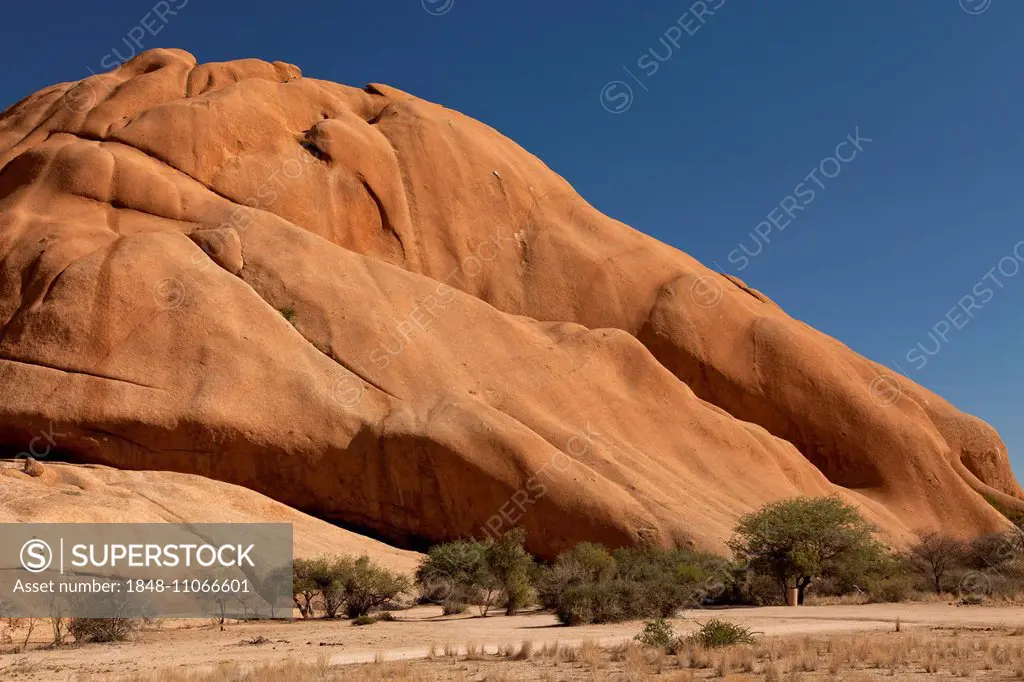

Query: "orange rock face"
<box><xmin>0</xmin><ymin>462</ymin><xmax>421</xmax><ymax>572</ymax></box>
<box><xmin>0</xmin><ymin>49</ymin><xmax>1019</xmax><ymax>558</ymax></box>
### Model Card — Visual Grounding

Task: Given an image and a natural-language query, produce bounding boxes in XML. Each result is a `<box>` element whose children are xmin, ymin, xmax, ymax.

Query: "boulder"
<box><xmin>22</xmin><ymin>457</ymin><xmax>44</xmax><ymax>477</ymax></box>
<box><xmin>0</xmin><ymin>49</ymin><xmax>1018</xmax><ymax>558</ymax></box>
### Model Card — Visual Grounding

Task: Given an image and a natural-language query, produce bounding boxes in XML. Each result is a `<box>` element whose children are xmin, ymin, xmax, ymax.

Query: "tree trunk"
<box><xmin>796</xmin><ymin>576</ymin><xmax>812</xmax><ymax>605</ymax></box>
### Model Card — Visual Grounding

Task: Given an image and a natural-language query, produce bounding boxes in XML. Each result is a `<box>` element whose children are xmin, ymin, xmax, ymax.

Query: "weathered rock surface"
<box><xmin>0</xmin><ymin>49</ymin><xmax>1019</xmax><ymax>558</ymax></box>
<box><xmin>0</xmin><ymin>461</ymin><xmax>421</xmax><ymax>571</ymax></box>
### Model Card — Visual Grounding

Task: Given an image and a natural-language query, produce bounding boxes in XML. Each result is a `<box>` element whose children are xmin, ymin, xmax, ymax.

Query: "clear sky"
<box><xmin>2</xmin><ymin>0</ymin><xmax>1021</xmax><ymax>480</ymax></box>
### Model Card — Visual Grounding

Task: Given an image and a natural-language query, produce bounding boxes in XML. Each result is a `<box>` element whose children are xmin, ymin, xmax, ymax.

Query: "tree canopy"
<box><xmin>728</xmin><ymin>496</ymin><xmax>883</xmax><ymax>603</ymax></box>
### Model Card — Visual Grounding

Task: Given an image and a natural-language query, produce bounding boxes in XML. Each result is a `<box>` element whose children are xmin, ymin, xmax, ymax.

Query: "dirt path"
<box><xmin>2</xmin><ymin>603</ymin><xmax>1022</xmax><ymax>680</ymax></box>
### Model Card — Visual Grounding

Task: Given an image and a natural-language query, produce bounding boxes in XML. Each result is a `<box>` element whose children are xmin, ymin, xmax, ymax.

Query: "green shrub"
<box><xmin>416</xmin><ymin>540</ymin><xmax>487</xmax><ymax>598</ymax></box>
<box><xmin>351</xmin><ymin>615</ymin><xmax>376</xmax><ymax>626</ymax></box>
<box><xmin>417</xmin><ymin>530</ymin><xmax>535</xmax><ymax>616</ymax></box>
<box><xmin>545</xmin><ymin>544</ymin><xmax>725</xmax><ymax>625</ymax></box>
<box><xmin>813</xmin><ymin>549</ymin><xmax>917</xmax><ymax>603</ymax></box>
<box><xmin>552</xmin><ymin>589</ymin><xmax>592</xmax><ymax>626</ymax></box>
<box><xmin>717</xmin><ymin>566</ymin><xmax>782</xmax><ymax>605</ymax></box>
<box><xmin>416</xmin><ymin>539</ymin><xmax>492</xmax><ymax>613</ymax></box>
<box><xmin>554</xmin><ymin>578</ymin><xmax>676</xmax><ymax>625</ymax></box>
<box><xmin>555</xmin><ymin>580</ymin><xmax>648</xmax><ymax>625</ymax></box>
<box><xmin>555</xmin><ymin>581</ymin><xmax>612</xmax><ymax>625</ymax></box>
<box><xmin>689</xmin><ymin>619</ymin><xmax>755</xmax><ymax>648</ymax></box>
<box><xmin>486</xmin><ymin>528</ymin><xmax>535</xmax><ymax>616</ymax></box>
<box><xmin>613</xmin><ymin>547</ymin><xmax>719</xmax><ymax>616</ymax></box>
<box><xmin>292</xmin><ymin>554</ymin><xmax>410</xmax><ymax>619</ymax></box>
<box><xmin>866</xmin><ymin>574</ymin><xmax>916</xmax><ymax>603</ymax></box>
<box><xmin>535</xmin><ymin>542</ymin><xmax>615</xmax><ymax>609</ymax></box>
<box><xmin>634</xmin><ymin>618</ymin><xmax>676</xmax><ymax>649</ymax></box>
<box><xmin>829</xmin><ymin>541</ymin><xmax>904</xmax><ymax>595</ymax></box>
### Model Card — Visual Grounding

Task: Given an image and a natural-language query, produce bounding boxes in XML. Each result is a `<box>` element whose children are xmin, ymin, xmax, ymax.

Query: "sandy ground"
<box><xmin>2</xmin><ymin>603</ymin><xmax>1023</xmax><ymax>680</ymax></box>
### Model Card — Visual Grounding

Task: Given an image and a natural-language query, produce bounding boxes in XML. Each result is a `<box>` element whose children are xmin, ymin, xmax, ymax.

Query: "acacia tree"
<box><xmin>292</xmin><ymin>558</ymin><xmax>321</xmax><ymax>618</ymax></box>
<box><xmin>305</xmin><ymin>556</ymin><xmax>349</xmax><ymax>618</ymax></box>
<box><xmin>341</xmin><ymin>556</ymin><xmax>411</xmax><ymax>618</ymax></box>
<box><xmin>728</xmin><ymin>496</ymin><xmax>883</xmax><ymax>604</ymax></box>
<box><xmin>908</xmin><ymin>532</ymin><xmax>966</xmax><ymax>594</ymax></box>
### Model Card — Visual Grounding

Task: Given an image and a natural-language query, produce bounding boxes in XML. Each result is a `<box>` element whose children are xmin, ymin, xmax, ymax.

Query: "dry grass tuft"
<box><xmin>511</xmin><ymin>639</ymin><xmax>533</xmax><ymax>661</ymax></box>
<box><xmin>714</xmin><ymin>649</ymin><xmax>732</xmax><ymax>677</ymax></box>
<box><xmin>580</xmin><ymin>639</ymin><xmax>602</xmax><ymax>669</ymax></box>
<box><xmin>623</xmin><ymin>642</ymin><xmax>646</xmax><ymax>676</ymax></box>
<box><xmin>539</xmin><ymin>639</ymin><xmax>559</xmax><ymax>661</ymax></box>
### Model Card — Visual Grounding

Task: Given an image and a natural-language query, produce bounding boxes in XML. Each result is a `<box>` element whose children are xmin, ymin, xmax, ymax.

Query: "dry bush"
<box><xmin>2</xmin><ymin>617</ymin><xmax>35</xmax><ymax>652</ymax></box>
<box><xmin>48</xmin><ymin>616</ymin><xmax>69</xmax><ymax>647</ymax></box>
<box><xmin>440</xmin><ymin>601</ymin><xmax>467</xmax><ymax>616</ymax></box>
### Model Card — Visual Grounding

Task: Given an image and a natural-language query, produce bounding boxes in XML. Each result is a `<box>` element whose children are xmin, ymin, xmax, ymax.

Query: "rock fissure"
<box><xmin>0</xmin><ymin>355</ymin><xmax>163</xmax><ymax>390</ymax></box>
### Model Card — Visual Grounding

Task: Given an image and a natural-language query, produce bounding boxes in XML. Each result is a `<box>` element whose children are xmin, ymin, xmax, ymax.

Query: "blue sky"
<box><xmin>2</xmin><ymin>0</ymin><xmax>1022</xmax><ymax>480</ymax></box>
